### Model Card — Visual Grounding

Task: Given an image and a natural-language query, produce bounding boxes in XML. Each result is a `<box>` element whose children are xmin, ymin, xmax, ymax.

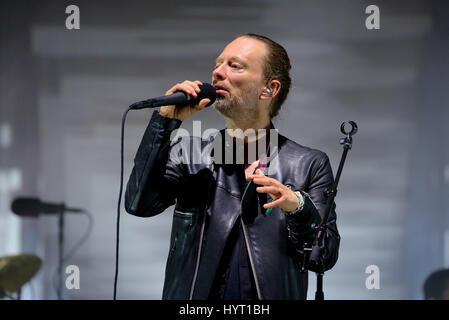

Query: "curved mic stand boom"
<box><xmin>303</xmin><ymin>121</ymin><xmax>358</xmax><ymax>300</ymax></box>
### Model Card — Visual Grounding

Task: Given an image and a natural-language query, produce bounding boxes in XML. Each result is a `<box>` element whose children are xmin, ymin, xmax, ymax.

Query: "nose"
<box><xmin>212</xmin><ymin>63</ymin><xmax>226</xmax><ymax>82</ymax></box>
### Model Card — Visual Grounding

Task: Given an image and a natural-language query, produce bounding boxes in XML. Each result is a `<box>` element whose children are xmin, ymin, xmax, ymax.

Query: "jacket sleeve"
<box><xmin>124</xmin><ymin>110</ymin><xmax>185</xmax><ymax>217</ymax></box>
<box><xmin>286</xmin><ymin>153</ymin><xmax>340</xmax><ymax>272</ymax></box>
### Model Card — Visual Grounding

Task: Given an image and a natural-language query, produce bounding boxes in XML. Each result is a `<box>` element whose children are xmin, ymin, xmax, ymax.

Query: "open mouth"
<box><xmin>214</xmin><ymin>85</ymin><xmax>229</xmax><ymax>95</ymax></box>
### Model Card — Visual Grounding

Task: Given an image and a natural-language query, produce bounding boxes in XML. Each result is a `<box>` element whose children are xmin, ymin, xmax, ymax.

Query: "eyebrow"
<box><xmin>215</xmin><ymin>56</ymin><xmax>247</xmax><ymax>66</ymax></box>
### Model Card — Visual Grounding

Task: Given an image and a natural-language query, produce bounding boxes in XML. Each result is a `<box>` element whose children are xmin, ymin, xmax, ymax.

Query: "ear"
<box><xmin>260</xmin><ymin>80</ymin><xmax>281</xmax><ymax>100</ymax></box>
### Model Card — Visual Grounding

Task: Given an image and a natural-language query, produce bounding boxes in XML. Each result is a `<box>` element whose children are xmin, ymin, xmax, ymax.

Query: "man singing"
<box><xmin>125</xmin><ymin>34</ymin><xmax>340</xmax><ymax>300</ymax></box>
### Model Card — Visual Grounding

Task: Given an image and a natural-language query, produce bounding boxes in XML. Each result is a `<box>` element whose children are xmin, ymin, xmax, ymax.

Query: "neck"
<box><xmin>224</xmin><ymin>112</ymin><xmax>271</xmax><ymax>144</ymax></box>
<box><xmin>222</xmin><ymin>114</ymin><xmax>272</xmax><ymax>168</ymax></box>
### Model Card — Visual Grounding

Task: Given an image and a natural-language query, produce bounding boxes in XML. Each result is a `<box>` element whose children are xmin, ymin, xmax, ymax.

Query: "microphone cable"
<box><xmin>114</xmin><ymin>106</ymin><xmax>133</xmax><ymax>300</ymax></box>
<box><xmin>113</xmin><ymin>84</ymin><xmax>215</xmax><ymax>299</ymax></box>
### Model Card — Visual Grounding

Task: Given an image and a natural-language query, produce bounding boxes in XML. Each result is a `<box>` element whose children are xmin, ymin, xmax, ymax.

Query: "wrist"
<box><xmin>282</xmin><ymin>191</ymin><xmax>304</xmax><ymax>215</ymax></box>
<box><xmin>159</xmin><ymin>106</ymin><xmax>183</xmax><ymax>120</ymax></box>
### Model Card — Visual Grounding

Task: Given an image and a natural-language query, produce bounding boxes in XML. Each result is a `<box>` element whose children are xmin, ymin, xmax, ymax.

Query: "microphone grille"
<box><xmin>11</xmin><ymin>197</ymin><xmax>41</xmax><ymax>217</ymax></box>
<box><xmin>198</xmin><ymin>83</ymin><xmax>217</xmax><ymax>107</ymax></box>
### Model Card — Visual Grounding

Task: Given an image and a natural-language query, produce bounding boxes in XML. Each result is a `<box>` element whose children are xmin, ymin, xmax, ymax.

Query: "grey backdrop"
<box><xmin>0</xmin><ymin>0</ymin><xmax>448</xmax><ymax>299</ymax></box>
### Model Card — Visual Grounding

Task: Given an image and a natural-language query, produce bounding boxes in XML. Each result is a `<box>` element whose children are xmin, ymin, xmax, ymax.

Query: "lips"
<box><xmin>214</xmin><ymin>84</ymin><xmax>229</xmax><ymax>94</ymax></box>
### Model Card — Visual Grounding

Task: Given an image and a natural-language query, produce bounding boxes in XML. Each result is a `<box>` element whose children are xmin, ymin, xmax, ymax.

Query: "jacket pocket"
<box><xmin>163</xmin><ymin>209</ymin><xmax>198</xmax><ymax>298</ymax></box>
<box><xmin>167</xmin><ymin>209</ymin><xmax>195</xmax><ymax>263</ymax></box>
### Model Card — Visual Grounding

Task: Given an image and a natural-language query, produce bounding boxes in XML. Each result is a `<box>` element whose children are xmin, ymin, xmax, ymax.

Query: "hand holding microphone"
<box><xmin>160</xmin><ymin>80</ymin><xmax>214</xmax><ymax>121</ymax></box>
<box><xmin>130</xmin><ymin>80</ymin><xmax>217</xmax><ymax>121</ymax></box>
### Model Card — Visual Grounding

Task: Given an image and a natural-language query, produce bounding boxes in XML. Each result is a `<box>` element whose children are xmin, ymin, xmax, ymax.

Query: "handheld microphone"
<box><xmin>11</xmin><ymin>197</ymin><xmax>83</xmax><ymax>217</ymax></box>
<box><xmin>130</xmin><ymin>82</ymin><xmax>217</xmax><ymax>110</ymax></box>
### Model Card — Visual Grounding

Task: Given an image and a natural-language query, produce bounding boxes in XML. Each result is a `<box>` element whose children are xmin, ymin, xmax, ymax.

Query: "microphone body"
<box><xmin>11</xmin><ymin>197</ymin><xmax>83</xmax><ymax>217</ymax></box>
<box><xmin>130</xmin><ymin>83</ymin><xmax>216</xmax><ymax>110</ymax></box>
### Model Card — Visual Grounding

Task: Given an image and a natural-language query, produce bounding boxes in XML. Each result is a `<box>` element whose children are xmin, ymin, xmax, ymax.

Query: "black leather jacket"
<box><xmin>125</xmin><ymin>110</ymin><xmax>340</xmax><ymax>300</ymax></box>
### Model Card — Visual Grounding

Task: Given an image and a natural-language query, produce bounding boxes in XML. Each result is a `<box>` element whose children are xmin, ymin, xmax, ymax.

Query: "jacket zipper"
<box><xmin>189</xmin><ymin>164</ymin><xmax>214</xmax><ymax>300</ymax></box>
<box><xmin>188</xmin><ymin>165</ymin><xmax>263</xmax><ymax>300</ymax></box>
<box><xmin>169</xmin><ymin>235</ymin><xmax>177</xmax><ymax>258</ymax></box>
<box><xmin>240</xmin><ymin>219</ymin><xmax>262</xmax><ymax>300</ymax></box>
<box><xmin>189</xmin><ymin>208</ymin><xmax>207</xmax><ymax>299</ymax></box>
<box><xmin>239</xmin><ymin>181</ymin><xmax>263</xmax><ymax>300</ymax></box>
<box><xmin>174</xmin><ymin>209</ymin><xmax>193</xmax><ymax>228</ymax></box>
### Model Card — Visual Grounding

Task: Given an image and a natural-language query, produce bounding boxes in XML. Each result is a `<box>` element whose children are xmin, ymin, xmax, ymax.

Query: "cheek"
<box><xmin>231</xmin><ymin>75</ymin><xmax>261</xmax><ymax>92</ymax></box>
<box><xmin>227</xmin><ymin>74</ymin><xmax>243</xmax><ymax>88</ymax></box>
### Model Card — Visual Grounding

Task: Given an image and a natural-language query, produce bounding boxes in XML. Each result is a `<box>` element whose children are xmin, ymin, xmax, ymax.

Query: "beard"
<box><xmin>212</xmin><ymin>86</ymin><xmax>259</xmax><ymax>120</ymax></box>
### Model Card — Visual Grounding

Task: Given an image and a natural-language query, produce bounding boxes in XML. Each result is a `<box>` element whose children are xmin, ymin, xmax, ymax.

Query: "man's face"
<box><xmin>212</xmin><ymin>37</ymin><xmax>268</xmax><ymax>119</ymax></box>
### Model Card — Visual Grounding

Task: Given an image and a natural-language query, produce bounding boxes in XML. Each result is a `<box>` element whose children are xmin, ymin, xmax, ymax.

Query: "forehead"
<box><xmin>217</xmin><ymin>37</ymin><xmax>267</xmax><ymax>68</ymax></box>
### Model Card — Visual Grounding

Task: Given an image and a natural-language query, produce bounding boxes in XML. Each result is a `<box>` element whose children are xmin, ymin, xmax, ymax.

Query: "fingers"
<box><xmin>166</xmin><ymin>80</ymin><xmax>203</xmax><ymax>97</ymax></box>
<box><xmin>250</xmin><ymin>175</ymin><xmax>274</xmax><ymax>186</ymax></box>
<box><xmin>256</xmin><ymin>186</ymin><xmax>280</xmax><ymax>195</ymax></box>
<box><xmin>246</xmin><ymin>160</ymin><xmax>259</xmax><ymax>173</ymax></box>
<box><xmin>249</xmin><ymin>160</ymin><xmax>259</xmax><ymax>168</ymax></box>
<box><xmin>247</xmin><ymin>166</ymin><xmax>264</xmax><ymax>181</ymax></box>
<box><xmin>197</xmin><ymin>98</ymin><xmax>211</xmax><ymax>109</ymax></box>
<box><xmin>263</xmin><ymin>197</ymin><xmax>285</xmax><ymax>209</ymax></box>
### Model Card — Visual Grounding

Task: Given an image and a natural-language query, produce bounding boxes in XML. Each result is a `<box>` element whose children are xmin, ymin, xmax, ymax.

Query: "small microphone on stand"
<box><xmin>10</xmin><ymin>196</ymin><xmax>86</xmax><ymax>300</ymax></box>
<box><xmin>11</xmin><ymin>197</ymin><xmax>83</xmax><ymax>217</ymax></box>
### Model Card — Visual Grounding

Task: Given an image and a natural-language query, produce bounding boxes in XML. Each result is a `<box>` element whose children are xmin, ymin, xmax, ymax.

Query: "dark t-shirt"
<box><xmin>209</xmin><ymin>167</ymin><xmax>258</xmax><ymax>300</ymax></box>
